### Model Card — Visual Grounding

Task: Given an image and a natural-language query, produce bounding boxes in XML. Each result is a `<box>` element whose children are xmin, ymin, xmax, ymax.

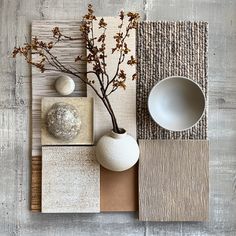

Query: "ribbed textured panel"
<box><xmin>137</xmin><ymin>21</ymin><xmax>208</xmax><ymax>139</ymax></box>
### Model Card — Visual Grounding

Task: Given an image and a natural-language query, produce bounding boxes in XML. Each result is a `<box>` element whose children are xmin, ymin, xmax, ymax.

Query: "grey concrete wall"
<box><xmin>0</xmin><ymin>0</ymin><xmax>236</xmax><ymax>235</ymax></box>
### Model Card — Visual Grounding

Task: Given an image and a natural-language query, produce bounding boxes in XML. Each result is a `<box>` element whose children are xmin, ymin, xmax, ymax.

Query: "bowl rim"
<box><xmin>148</xmin><ymin>75</ymin><xmax>206</xmax><ymax>132</ymax></box>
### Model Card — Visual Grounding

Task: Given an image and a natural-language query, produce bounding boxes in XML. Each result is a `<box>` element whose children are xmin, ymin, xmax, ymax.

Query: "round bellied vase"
<box><xmin>96</xmin><ymin>129</ymin><xmax>139</xmax><ymax>172</ymax></box>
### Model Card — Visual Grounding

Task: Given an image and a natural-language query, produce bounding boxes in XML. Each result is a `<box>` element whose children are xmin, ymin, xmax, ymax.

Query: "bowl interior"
<box><xmin>148</xmin><ymin>77</ymin><xmax>205</xmax><ymax>131</ymax></box>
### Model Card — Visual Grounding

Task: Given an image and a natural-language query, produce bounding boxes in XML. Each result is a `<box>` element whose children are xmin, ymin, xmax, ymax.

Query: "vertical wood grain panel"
<box><xmin>139</xmin><ymin>140</ymin><xmax>209</xmax><ymax>221</ymax></box>
<box><xmin>31</xmin><ymin>156</ymin><xmax>42</xmax><ymax>212</ymax></box>
<box><xmin>87</xmin><ymin>17</ymin><xmax>136</xmax><ymax>140</ymax></box>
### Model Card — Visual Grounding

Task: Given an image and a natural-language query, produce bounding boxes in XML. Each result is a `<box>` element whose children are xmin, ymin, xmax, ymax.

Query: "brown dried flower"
<box><xmin>127</xmin><ymin>55</ymin><xmax>137</xmax><ymax>65</ymax></box>
<box><xmin>98</xmin><ymin>18</ymin><xmax>107</xmax><ymax>29</ymax></box>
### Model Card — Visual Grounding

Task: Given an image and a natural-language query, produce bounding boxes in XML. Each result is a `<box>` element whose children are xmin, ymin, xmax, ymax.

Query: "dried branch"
<box><xmin>13</xmin><ymin>4</ymin><xmax>140</xmax><ymax>134</ymax></box>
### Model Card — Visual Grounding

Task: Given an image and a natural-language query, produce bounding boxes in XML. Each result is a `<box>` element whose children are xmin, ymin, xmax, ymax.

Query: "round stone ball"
<box><xmin>55</xmin><ymin>75</ymin><xmax>75</xmax><ymax>96</ymax></box>
<box><xmin>46</xmin><ymin>102</ymin><xmax>81</xmax><ymax>141</ymax></box>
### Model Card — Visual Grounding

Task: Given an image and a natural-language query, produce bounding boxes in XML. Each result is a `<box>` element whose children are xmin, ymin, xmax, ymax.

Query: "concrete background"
<box><xmin>0</xmin><ymin>0</ymin><xmax>236</xmax><ymax>235</ymax></box>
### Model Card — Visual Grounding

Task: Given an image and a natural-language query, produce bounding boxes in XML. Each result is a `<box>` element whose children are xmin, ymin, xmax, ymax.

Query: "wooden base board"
<box><xmin>139</xmin><ymin>140</ymin><xmax>209</xmax><ymax>221</ymax></box>
<box><xmin>31</xmin><ymin>156</ymin><xmax>138</xmax><ymax>212</ymax></box>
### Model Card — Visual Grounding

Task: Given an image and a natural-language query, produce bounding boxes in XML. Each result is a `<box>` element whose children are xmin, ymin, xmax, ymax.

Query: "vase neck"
<box><xmin>111</xmin><ymin>129</ymin><xmax>127</xmax><ymax>139</ymax></box>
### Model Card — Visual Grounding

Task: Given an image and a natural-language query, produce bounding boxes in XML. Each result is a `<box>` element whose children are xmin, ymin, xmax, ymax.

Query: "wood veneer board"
<box><xmin>42</xmin><ymin>146</ymin><xmax>100</xmax><ymax>213</ymax></box>
<box><xmin>139</xmin><ymin>140</ymin><xmax>209</xmax><ymax>221</ymax></box>
<box><xmin>31</xmin><ymin>156</ymin><xmax>41</xmax><ymax>212</ymax></box>
<box><xmin>87</xmin><ymin>17</ymin><xmax>137</xmax><ymax>212</ymax></box>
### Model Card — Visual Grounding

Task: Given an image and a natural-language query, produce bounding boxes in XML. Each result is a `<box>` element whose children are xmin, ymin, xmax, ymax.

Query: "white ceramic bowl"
<box><xmin>148</xmin><ymin>76</ymin><xmax>205</xmax><ymax>132</ymax></box>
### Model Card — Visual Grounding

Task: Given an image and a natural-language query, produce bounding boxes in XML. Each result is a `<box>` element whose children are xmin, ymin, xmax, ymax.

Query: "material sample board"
<box><xmin>31</xmin><ymin>20</ymin><xmax>138</xmax><ymax>212</ymax></box>
<box><xmin>100</xmin><ymin>165</ymin><xmax>138</xmax><ymax>211</ymax></box>
<box><xmin>31</xmin><ymin>156</ymin><xmax>42</xmax><ymax>212</ymax></box>
<box><xmin>87</xmin><ymin>17</ymin><xmax>136</xmax><ymax>141</ymax></box>
<box><xmin>139</xmin><ymin>140</ymin><xmax>209</xmax><ymax>221</ymax></box>
<box><xmin>42</xmin><ymin>146</ymin><xmax>100</xmax><ymax>213</ymax></box>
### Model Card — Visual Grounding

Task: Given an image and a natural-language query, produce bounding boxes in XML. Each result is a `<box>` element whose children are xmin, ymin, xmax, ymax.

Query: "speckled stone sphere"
<box><xmin>46</xmin><ymin>102</ymin><xmax>81</xmax><ymax>141</ymax></box>
<box><xmin>55</xmin><ymin>75</ymin><xmax>75</xmax><ymax>96</ymax></box>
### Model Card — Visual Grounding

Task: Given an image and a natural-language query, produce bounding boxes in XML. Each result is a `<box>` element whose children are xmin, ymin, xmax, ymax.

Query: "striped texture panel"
<box><xmin>31</xmin><ymin>20</ymin><xmax>86</xmax><ymax>156</ymax></box>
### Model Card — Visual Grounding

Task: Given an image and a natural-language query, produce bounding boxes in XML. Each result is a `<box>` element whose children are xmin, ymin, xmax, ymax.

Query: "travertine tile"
<box><xmin>42</xmin><ymin>146</ymin><xmax>100</xmax><ymax>213</ymax></box>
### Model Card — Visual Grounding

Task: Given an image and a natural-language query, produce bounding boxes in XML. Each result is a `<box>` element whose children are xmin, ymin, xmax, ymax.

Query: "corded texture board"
<box><xmin>136</xmin><ymin>21</ymin><xmax>208</xmax><ymax>140</ymax></box>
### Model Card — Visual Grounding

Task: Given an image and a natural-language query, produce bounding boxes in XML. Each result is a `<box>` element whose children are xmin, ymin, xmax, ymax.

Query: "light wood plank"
<box><xmin>139</xmin><ymin>140</ymin><xmax>209</xmax><ymax>221</ymax></box>
<box><xmin>87</xmin><ymin>17</ymin><xmax>136</xmax><ymax>140</ymax></box>
<box><xmin>42</xmin><ymin>146</ymin><xmax>100</xmax><ymax>213</ymax></box>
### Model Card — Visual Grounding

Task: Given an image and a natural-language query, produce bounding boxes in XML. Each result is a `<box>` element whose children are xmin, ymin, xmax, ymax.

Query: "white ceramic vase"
<box><xmin>96</xmin><ymin>129</ymin><xmax>140</xmax><ymax>172</ymax></box>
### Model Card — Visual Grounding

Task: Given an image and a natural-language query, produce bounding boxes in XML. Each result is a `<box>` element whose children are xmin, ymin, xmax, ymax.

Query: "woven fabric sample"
<box><xmin>136</xmin><ymin>21</ymin><xmax>208</xmax><ymax>139</ymax></box>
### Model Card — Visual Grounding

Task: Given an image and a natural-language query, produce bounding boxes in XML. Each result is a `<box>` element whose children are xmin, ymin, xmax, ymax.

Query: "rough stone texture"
<box><xmin>137</xmin><ymin>21</ymin><xmax>208</xmax><ymax>140</ymax></box>
<box><xmin>46</xmin><ymin>102</ymin><xmax>81</xmax><ymax>141</ymax></box>
<box><xmin>1</xmin><ymin>0</ymin><xmax>236</xmax><ymax>235</ymax></box>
